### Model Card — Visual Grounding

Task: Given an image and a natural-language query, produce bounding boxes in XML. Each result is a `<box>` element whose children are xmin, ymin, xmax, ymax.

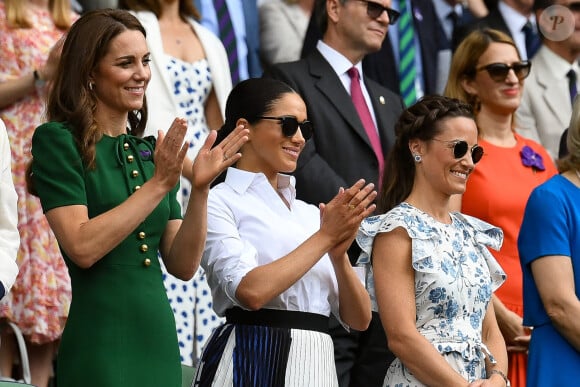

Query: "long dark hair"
<box><xmin>378</xmin><ymin>95</ymin><xmax>474</xmax><ymax>213</ymax></box>
<box><xmin>47</xmin><ymin>9</ymin><xmax>147</xmax><ymax>169</ymax></box>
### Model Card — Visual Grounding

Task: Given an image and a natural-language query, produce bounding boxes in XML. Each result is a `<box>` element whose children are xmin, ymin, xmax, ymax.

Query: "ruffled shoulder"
<box><xmin>356</xmin><ymin>203</ymin><xmax>438</xmax><ymax>266</ymax></box>
<box><xmin>452</xmin><ymin>212</ymin><xmax>506</xmax><ymax>290</ymax></box>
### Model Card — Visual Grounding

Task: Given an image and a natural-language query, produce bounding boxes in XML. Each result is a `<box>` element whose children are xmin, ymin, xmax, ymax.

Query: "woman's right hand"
<box><xmin>152</xmin><ymin>118</ymin><xmax>188</xmax><ymax>191</ymax></box>
<box><xmin>319</xmin><ymin>179</ymin><xmax>377</xmax><ymax>258</ymax></box>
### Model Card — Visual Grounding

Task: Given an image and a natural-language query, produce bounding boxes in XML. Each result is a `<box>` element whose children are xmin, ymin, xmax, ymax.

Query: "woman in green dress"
<box><xmin>29</xmin><ymin>9</ymin><xmax>248</xmax><ymax>387</ymax></box>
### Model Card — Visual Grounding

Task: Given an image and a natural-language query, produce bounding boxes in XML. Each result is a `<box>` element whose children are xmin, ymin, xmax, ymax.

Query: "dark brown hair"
<box><xmin>378</xmin><ymin>95</ymin><xmax>474</xmax><ymax>213</ymax></box>
<box><xmin>46</xmin><ymin>8</ymin><xmax>147</xmax><ymax>169</ymax></box>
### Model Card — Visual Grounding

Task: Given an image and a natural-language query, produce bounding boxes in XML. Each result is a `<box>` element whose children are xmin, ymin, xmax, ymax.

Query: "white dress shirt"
<box><xmin>203</xmin><ymin>168</ymin><xmax>341</xmax><ymax>320</ymax></box>
<box><xmin>499</xmin><ymin>0</ymin><xmax>536</xmax><ymax>60</ymax></box>
<box><xmin>0</xmin><ymin>119</ymin><xmax>20</xmax><ymax>297</ymax></box>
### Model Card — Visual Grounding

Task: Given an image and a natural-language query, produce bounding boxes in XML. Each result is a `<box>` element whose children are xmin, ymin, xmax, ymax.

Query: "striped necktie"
<box><xmin>568</xmin><ymin>69</ymin><xmax>577</xmax><ymax>105</ymax></box>
<box><xmin>213</xmin><ymin>0</ymin><xmax>240</xmax><ymax>84</ymax></box>
<box><xmin>398</xmin><ymin>0</ymin><xmax>416</xmax><ymax>106</ymax></box>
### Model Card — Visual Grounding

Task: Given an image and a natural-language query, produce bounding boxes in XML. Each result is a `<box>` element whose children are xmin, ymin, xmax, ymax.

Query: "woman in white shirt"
<box><xmin>195</xmin><ymin>78</ymin><xmax>373</xmax><ymax>386</ymax></box>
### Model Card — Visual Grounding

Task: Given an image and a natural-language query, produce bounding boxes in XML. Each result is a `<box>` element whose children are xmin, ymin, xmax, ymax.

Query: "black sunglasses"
<box><xmin>432</xmin><ymin>139</ymin><xmax>484</xmax><ymax>164</ymax></box>
<box><xmin>255</xmin><ymin>116</ymin><xmax>314</xmax><ymax>140</ymax></box>
<box><xmin>475</xmin><ymin>61</ymin><xmax>531</xmax><ymax>82</ymax></box>
<box><xmin>354</xmin><ymin>0</ymin><xmax>400</xmax><ymax>24</ymax></box>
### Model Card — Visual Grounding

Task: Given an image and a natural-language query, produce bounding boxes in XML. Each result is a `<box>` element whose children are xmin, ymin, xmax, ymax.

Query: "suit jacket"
<box><xmin>194</xmin><ymin>0</ymin><xmax>262</xmax><ymax>79</ymax></box>
<box><xmin>301</xmin><ymin>0</ymin><xmax>443</xmax><ymax>95</ymax></box>
<box><xmin>132</xmin><ymin>11</ymin><xmax>232</xmax><ymax>139</ymax></box>
<box><xmin>515</xmin><ymin>45</ymin><xmax>571</xmax><ymax>160</ymax></box>
<box><xmin>453</xmin><ymin>7</ymin><xmax>510</xmax><ymax>50</ymax></box>
<box><xmin>259</xmin><ymin>1</ymin><xmax>309</xmax><ymax>68</ymax></box>
<box><xmin>264</xmin><ymin>50</ymin><xmax>404</xmax><ymax>206</ymax></box>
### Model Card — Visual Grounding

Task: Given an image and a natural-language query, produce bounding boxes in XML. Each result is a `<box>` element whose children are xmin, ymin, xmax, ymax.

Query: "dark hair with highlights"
<box><xmin>378</xmin><ymin>95</ymin><xmax>474</xmax><ymax>213</ymax></box>
<box><xmin>47</xmin><ymin>8</ymin><xmax>148</xmax><ymax>169</ymax></box>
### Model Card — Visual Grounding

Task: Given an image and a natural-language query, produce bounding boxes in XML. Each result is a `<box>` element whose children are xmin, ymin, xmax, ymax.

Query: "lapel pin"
<box><xmin>379</xmin><ymin>96</ymin><xmax>385</xmax><ymax>105</ymax></box>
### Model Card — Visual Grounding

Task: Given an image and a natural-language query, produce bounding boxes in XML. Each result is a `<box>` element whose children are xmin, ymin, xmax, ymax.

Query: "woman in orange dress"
<box><xmin>0</xmin><ymin>1</ymin><xmax>76</xmax><ymax>385</ymax></box>
<box><xmin>445</xmin><ymin>29</ymin><xmax>558</xmax><ymax>387</ymax></box>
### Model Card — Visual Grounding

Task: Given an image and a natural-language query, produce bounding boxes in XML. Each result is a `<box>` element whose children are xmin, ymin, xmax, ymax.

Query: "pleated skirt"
<box><xmin>194</xmin><ymin>323</ymin><xmax>338</xmax><ymax>387</ymax></box>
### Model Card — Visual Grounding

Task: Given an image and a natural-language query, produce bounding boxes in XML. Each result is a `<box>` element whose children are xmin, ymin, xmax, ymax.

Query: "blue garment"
<box><xmin>194</xmin><ymin>0</ymin><xmax>262</xmax><ymax>80</ymax></box>
<box><xmin>518</xmin><ymin>174</ymin><xmax>580</xmax><ymax>386</ymax></box>
<box><xmin>356</xmin><ymin>203</ymin><xmax>506</xmax><ymax>384</ymax></box>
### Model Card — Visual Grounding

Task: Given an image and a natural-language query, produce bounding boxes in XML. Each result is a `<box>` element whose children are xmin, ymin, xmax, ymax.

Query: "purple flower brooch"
<box><xmin>520</xmin><ymin>145</ymin><xmax>545</xmax><ymax>172</ymax></box>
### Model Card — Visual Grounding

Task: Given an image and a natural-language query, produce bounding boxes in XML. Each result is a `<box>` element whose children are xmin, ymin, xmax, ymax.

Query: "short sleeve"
<box><xmin>519</xmin><ymin>184</ymin><xmax>570</xmax><ymax>265</ymax></box>
<box><xmin>31</xmin><ymin>122</ymin><xmax>87</xmax><ymax>212</ymax></box>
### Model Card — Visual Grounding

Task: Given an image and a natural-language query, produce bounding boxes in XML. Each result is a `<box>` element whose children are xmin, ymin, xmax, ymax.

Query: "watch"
<box><xmin>33</xmin><ymin>69</ymin><xmax>46</xmax><ymax>88</ymax></box>
<box><xmin>489</xmin><ymin>369</ymin><xmax>511</xmax><ymax>387</ymax></box>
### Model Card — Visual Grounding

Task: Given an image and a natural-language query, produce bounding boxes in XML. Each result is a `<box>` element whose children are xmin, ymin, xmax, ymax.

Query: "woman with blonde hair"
<box><xmin>0</xmin><ymin>1</ymin><xmax>77</xmax><ymax>385</ymax></box>
<box><xmin>444</xmin><ymin>28</ymin><xmax>557</xmax><ymax>387</ymax></box>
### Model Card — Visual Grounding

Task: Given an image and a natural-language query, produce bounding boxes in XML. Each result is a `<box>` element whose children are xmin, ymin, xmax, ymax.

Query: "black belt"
<box><xmin>225</xmin><ymin>307</ymin><xmax>330</xmax><ymax>334</ymax></box>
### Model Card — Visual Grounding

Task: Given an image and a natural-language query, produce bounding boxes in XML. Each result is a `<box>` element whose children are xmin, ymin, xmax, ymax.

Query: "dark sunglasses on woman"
<box><xmin>432</xmin><ymin>139</ymin><xmax>484</xmax><ymax>164</ymax></box>
<box><xmin>256</xmin><ymin>116</ymin><xmax>314</xmax><ymax>140</ymax></box>
<box><xmin>475</xmin><ymin>61</ymin><xmax>532</xmax><ymax>82</ymax></box>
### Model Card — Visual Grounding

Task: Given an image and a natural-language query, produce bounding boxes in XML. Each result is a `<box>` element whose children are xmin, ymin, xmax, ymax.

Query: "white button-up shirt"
<box><xmin>203</xmin><ymin>168</ymin><xmax>340</xmax><ymax>320</ymax></box>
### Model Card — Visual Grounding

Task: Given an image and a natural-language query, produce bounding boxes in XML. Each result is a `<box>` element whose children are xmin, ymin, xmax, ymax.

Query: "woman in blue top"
<box><xmin>518</xmin><ymin>97</ymin><xmax>580</xmax><ymax>386</ymax></box>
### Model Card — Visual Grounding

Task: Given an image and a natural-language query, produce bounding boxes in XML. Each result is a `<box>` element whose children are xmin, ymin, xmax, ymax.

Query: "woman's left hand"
<box><xmin>190</xmin><ymin>125</ymin><xmax>249</xmax><ymax>190</ymax></box>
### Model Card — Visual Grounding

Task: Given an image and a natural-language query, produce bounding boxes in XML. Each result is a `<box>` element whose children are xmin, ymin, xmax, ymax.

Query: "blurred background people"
<box><xmin>445</xmin><ymin>28</ymin><xmax>557</xmax><ymax>387</ymax></box>
<box><xmin>265</xmin><ymin>0</ymin><xmax>404</xmax><ymax>384</ymax></box>
<box><xmin>259</xmin><ymin>0</ymin><xmax>313</xmax><ymax>69</ymax></box>
<box><xmin>357</xmin><ymin>95</ymin><xmax>508</xmax><ymax>386</ymax></box>
<box><xmin>196</xmin><ymin>77</ymin><xmax>373</xmax><ymax>386</ymax></box>
<box><xmin>0</xmin><ymin>1</ymin><xmax>76</xmax><ymax>385</ymax></box>
<box><xmin>194</xmin><ymin>0</ymin><xmax>262</xmax><ymax>83</ymax></box>
<box><xmin>77</xmin><ymin>0</ymin><xmax>118</xmax><ymax>11</ymax></box>
<box><xmin>455</xmin><ymin>0</ymin><xmax>539</xmax><ymax>60</ymax></box>
<box><xmin>30</xmin><ymin>9</ymin><xmax>247</xmax><ymax>386</ymax></box>
<box><xmin>119</xmin><ymin>0</ymin><xmax>232</xmax><ymax>364</ymax></box>
<box><xmin>515</xmin><ymin>0</ymin><xmax>580</xmax><ymax>160</ymax></box>
<box><xmin>0</xmin><ymin>118</ymin><xmax>19</xmax><ymax>301</ymax></box>
<box><xmin>518</xmin><ymin>97</ymin><xmax>580</xmax><ymax>386</ymax></box>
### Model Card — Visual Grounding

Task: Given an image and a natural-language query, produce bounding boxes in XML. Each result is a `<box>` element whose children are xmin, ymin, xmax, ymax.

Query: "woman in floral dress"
<box><xmin>0</xmin><ymin>1</ymin><xmax>75</xmax><ymax>386</ymax></box>
<box><xmin>356</xmin><ymin>95</ymin><xmax>509</xmax><ymax>386</ymax></box>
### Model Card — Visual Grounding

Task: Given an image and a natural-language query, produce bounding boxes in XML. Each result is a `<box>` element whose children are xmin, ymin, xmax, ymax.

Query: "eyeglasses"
<box><xmin>431</xmin><ymin>139</ymin><xmax>484</xmax><ymax>164</ymax></box>
<box><xmin>255</xmin><ymin>116</ymin><xmax>314</xmax><ymax>140</ymax></box>
<box><xmin>354</xmin><ymin>0</ymin><xmax>400</xmax><ymax>24</ymax></box>
<box><xmin>475</xmin><ymin>61</ymin><xmax>532</xmax><ymax>82</ymax></box>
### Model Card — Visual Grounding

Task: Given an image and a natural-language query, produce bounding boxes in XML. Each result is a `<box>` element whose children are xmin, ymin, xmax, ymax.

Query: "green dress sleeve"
<box><xmin>31</xmin><ymin>122</ymin><xmax>87</xmax><ymax>212</ymax></box>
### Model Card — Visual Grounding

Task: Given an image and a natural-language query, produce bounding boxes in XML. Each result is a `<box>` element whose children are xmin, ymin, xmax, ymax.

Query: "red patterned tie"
<box><xmin>347</xmin><ymin>67</ymin><xmax>384</xmax><ymax>181</ymax></box>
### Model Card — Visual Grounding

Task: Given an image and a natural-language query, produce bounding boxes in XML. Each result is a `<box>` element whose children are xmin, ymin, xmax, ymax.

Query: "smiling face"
<box><xmin>462</xmin><ymin>42</ymin><xmax>524</xmax><ymax>116</ymax></box>
<box><xmin>411</xmin><ymin>116</ymin><xmax>479</xmax><ymax>197</ymax></box>
<box><xmin>238</xmin><ymin>92</ymin><xmax>308</xmax><ymax>181</ymax></box>
<box><xmin>91</xmin><ymin>29</ymin><xmax>151</xmax><ymax>122</ymax></box>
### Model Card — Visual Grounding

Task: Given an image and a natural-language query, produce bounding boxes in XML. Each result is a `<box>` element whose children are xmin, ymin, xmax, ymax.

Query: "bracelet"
<box><xmin>489</xmin><ymin>369</ymin><xmax>510</xmax><ymax>386</ymax></box>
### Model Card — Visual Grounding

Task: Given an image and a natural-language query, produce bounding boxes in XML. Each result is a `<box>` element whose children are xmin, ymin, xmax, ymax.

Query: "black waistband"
<box><xmin>225</xmin><ymin>307</ymin><xmax>329</xmax><ymax>334</ymax></box>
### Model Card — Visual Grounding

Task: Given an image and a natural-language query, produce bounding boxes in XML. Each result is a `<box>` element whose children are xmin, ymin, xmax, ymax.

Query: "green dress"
<box><xmin>31</xmin><ymin>122</ymin><xmax>182</xmax><ymax>387</ymax></box>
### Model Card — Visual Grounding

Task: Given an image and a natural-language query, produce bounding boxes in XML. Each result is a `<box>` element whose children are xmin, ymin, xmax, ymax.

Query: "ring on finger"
<box><xmin>223</xmin><ymin>153</ymin><xmax>229</xmax><ymax>161</ymax></box>
<box><xmin>348</xmin><ymin>204</ymin><xmax>356</xmax><ymax>210</ymax></box>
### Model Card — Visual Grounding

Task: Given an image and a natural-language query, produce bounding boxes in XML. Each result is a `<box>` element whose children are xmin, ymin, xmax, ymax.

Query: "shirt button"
<box><xmin>123</xmin><ymin>142</ymin><xmax>129</xmax><ymax>150</ymax></box>
<box><xmin>127</xmin><ymin>155</ymin><xmax>134</xmax><ymax>163</ymax></box>
<box><xmin>143</xmin><ymin>258</ymin><xmax>151</xmax><ymax>267</ymax></box>
<box><xmin>138</xmin><ymin>231</ymin><xmax>146</xmax><ymax>239</ymax></box>
<box><xmin>140</xmin><ymin>244</ymin><xmax>148</xmax><ymax>252</ymax></box>
<box><xmin>131</xmin><ymin>170</ymin><xmax>139</xmax><ymax>178</ymax></box>
<box><xmin>134</xmin><ymin>185</ymin><xmax>141</xmax><ymax>192</ymax></box>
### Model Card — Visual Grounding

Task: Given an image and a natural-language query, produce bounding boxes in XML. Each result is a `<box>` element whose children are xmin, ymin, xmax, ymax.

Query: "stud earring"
<box><xmin>413</xmin><ymin>154</ymin><xmax>422</xmax><ymax>163</ymax></box>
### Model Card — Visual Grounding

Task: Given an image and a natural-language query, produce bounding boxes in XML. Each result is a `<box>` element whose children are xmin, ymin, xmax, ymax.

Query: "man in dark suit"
<box><xmin>194</xmin><ymin>0</ymin><xmax>262</xmax><ymax>80</ymax></box>
<box><xmin>264</xmin><ymin>0</ymin><xmax>404</xmax><ymax>386</ymax></box>
<box><xmin>454</xmin><ymin>0</ymin><xmax>538</xmax><ymax>59</ymax></box>
<box><xmin>302</xmin><ymin>0</ymin><xmax>444</xmax><ymax>98</ymax></box>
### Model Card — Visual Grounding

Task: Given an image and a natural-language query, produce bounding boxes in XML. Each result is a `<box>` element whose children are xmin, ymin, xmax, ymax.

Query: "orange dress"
<box><xmin>0</xmin><ymin>5</ymin><xmax>75</xmax><ymax>343</ymax></box>
<box><xmin>461</xmin><ymin>133</ymin><xmax>558</xmax><ymax>387</ymax></box>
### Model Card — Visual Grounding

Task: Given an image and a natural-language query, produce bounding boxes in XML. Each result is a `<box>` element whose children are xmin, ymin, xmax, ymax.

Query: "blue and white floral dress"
<box><xmin>356</xmin><ymin>203</ymin><xmax>506</xmax><ymax>386</ymax></box>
